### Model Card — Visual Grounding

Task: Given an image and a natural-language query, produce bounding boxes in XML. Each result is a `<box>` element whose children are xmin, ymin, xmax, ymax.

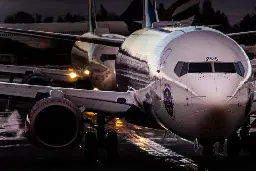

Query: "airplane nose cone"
<box><xmin>196</xmin><ymin>107</ymin><xmax>233</xmax><ymax>138</ymax></box>
<box><xmin>191</xmin><ymin>74</ymin><xmax>240</xmax><ymax>104</ymax></box>
<box><xmin>189</xmin><ymin>74</ymin><xmax>244</xmax><ymax>139</ymax></box>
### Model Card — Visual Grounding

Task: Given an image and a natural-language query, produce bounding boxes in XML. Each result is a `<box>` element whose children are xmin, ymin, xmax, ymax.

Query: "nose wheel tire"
<box><xmin>83</xmin><ymin>132</ymin><xmax>98</xmax><ymax>160</ymax></box>
<box><xmin>106</xmin><ymin>131</ymin><xmax>119</xmax><ymax>160</ymax></box>
<box><xmin>227</xmin><ymin>133</ymin><xmax>241</xmax><ymax>157</ymax></box>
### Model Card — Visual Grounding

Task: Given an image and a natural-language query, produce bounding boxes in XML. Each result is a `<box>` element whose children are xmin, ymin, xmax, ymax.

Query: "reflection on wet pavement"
<box><xmin>0</xmin><ymin>109</ymin><xmax>198</xmax><ymax>170</ymax></box>
<box><xmin>0</xmin><ymin>110</ymin><xmax>24</xmax><ymax>140</ymax></box>
<box><xmin>110</xmin><ymin>118</ymin><xmax>197</xmax><ymax>171</ymax></box>
<box><xmin>1</xmin><ymin>107</ymin><xmax>255</xmax><ymax>171</ymax></box>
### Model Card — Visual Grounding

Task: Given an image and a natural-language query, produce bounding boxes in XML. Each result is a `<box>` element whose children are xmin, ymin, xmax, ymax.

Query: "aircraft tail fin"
<box><xmin>142</xmin><ymin>0</ymin><xmax>159</xmax><ymax>28</ymax></box>
<box><xmin>88</xmin><ymin>0</ymin><xmax>97</xmax><ymax>32</ymax></box>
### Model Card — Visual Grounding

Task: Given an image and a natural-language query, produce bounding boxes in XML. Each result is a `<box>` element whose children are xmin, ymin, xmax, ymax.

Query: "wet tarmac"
<box><xmin>0</xmin><ymin>100</ymin><xmax>255</xmax><ymax>171</ymax></box>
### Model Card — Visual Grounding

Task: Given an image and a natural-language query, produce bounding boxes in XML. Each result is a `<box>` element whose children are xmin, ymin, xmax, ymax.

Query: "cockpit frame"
<box><xmin>174</xmin><ymin>61</ymin><xmax>245</xmax><ymax>77</ymax></box>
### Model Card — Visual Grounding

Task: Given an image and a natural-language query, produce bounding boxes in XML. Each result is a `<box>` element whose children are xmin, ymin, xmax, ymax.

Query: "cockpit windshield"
<box><xmin>188</xmin><ymin>63</ymin><xmax>212</xmax><ymax>73</ymax></box>
<box><xmin>174</xmin><ymin>61</ymin><xmax>245</xmax><ymax>77</ymax></box>
<box><xmin>214</xmin><ymin>63</ymin><xmax>236</xmax><ymax>73</ymax></box>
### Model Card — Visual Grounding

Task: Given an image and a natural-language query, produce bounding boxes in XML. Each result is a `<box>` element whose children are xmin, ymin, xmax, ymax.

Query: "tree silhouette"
<box><xmin>158</xmin><ymin>3</ymin><xmax>165</xmax><ymax>17</ymax></box>
<box><xmin>4</xmin><ymin>11</ymin><xmax>35</xmax><ymax>23</ymax></box>
<box><xmin>193</xmin><ymin>0</ymin><xmax>230</xmax><ymax>32</ymax></box>
<box><xmin>107</xmin><ymin>12</ymin><xmax>120</xmax><ymax>21</ymax></box>
<box><xmin>35</xmin><ymin>13</ymin><xmax>42</xmax><ymax>23</ymax></box>
<box><xmin>239</xmin><ymin>13</ymin><xmax>256</xmax><ymax>31</ymax></box>
<box><xmin>43</xmin><ymin>16</ymin><xmax>54</xmax><ymax>23</ymax></box>
<box><xmin>4</xmin><ymin>15</ymin><xmax>14</xmax><ymax>23</ymax></box>
<box><xmin>60</xmin><ymin>13</ymin><xmax>85</xmax><ymax>22</ymax></box>
<box><xmin>95</xmin><ymin>4</ymin><xmax>120</xmax><ymax>21</ymax></box>
<box><xmin>64</xmin><ymin>12</ymin><xmax>73</xmax><ymax>22</ymax></box>
<box><xmin>72</xmin><ymin>14</ymin><xmax>85</xmax><ymax>22</ymax></box>
<box><xmin>232</xmin><ymin>13</ymin><xmax>256</xmax><ymax>45</ymax></box>
<box><xmin>97</xmin><ymin>4</ymin><xmax>108</xmax><ymax>21</ymax></box>
<box><xmin>57</xmin><ymin>16</ymin><xmax>64</xmax><ymax>22</ymax></box>
<box><xmin>213</xmin><ymin>10</ymin><xmax>230</xmax><ymax>31</ymax></box>
<box><xmin>201</xmin><ymin>0</ymin><xmax>215</xmax><ymax>25</ymax></box>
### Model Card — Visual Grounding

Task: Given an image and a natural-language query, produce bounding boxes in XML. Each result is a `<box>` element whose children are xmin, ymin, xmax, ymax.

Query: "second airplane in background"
<box><xmin>0</xmin><ymin>0</ymin><xmax>201</xmax><ymax>91</ymax></box>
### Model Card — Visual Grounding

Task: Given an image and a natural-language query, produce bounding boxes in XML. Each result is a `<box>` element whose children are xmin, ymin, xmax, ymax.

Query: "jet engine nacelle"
<box><xmin>25</xmin><ymin>97</ymin><xmax>84</xmax><ymax>149</ymax></box>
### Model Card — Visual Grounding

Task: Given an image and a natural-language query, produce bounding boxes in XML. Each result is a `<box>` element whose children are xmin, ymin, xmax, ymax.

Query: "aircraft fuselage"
<box><xmin>115</xmin><ymin>26</ymin><xmax>254</xmax><ymax>142</ymax></box>
<box><xmin>68</xmin><ymin>25</ymin><xmax>254</xmax><ymax>142</ymax></box>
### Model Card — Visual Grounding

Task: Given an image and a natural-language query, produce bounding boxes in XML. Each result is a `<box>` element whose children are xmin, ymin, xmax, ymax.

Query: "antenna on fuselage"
<box><xmin>142</xmin><ymin>0</ymin><xmax>159</xmax><ymax>28</ymax></box>
<box><xmin>88</xmin><ymin>0</ymin><xmax>97</xmax><ymax>33</ymax></box>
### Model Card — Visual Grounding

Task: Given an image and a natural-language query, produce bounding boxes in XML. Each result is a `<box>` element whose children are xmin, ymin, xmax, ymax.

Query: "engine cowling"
<box><xmin>25</xmin><ymin>97</ymin><xmax>84</xmax><ymax>149</ymax></box>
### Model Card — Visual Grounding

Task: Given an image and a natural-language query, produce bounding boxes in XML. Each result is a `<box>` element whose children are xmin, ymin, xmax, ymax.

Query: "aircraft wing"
<box><xmin>0</xmin><ymin>27</ymin><xmax>124</xmax><ymax>47</ymax></box>
<box><xmin>0</xmin><ymin>82</ymin><xmax>135</xmax><ymax>115</ymax></box>
<box><xmin>226</xmin><ymin>31</ymin><xmax>256</xmax><ymax>38</ymax></box>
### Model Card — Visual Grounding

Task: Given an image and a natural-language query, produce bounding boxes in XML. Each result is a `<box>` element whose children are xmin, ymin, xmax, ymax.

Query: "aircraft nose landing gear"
<box><xmin>84</xmin><ymin>131</ymin><xmax>98</xmax><ymax>160</ymax></box>
<box><xmin>198</xmin><ymin>140</ymin><xmax>215</xmax><ymax>171</ymax></box>
<box><xmin>83</xmin><ymin>113</ymin><xmax>119</xmax><ymax>160</ymax></box>
<box><xmin>106</xmin><ymin>131</ymin><xmax>118</xmax><ymax>160</ymax></box>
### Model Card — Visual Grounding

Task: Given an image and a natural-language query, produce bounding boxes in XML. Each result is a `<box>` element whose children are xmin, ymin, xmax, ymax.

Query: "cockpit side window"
<box><xmin>174</xmin><ymin>61</ymin><xmax>183</xmax><ymax>77</ymax></box>
<box><xmin>180</xmin><ymin>62</ymin><xmax>189</xmax><ymax>76</ymax></box>
<box><xmin>174</xmin><ymin>62</ymin><xmax>189</xmax><ymax>77</ymax></box>
<box><xmin>236</xmin><ymin>62</ymin><xmax>245</xmax><ymax>77</ymax></box>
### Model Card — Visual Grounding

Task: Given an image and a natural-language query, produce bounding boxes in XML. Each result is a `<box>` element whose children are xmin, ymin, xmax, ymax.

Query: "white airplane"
<box><xmin>0</xmin><ymin>0</ymin><xmax>255</xmax><ymax>158</ymax></box>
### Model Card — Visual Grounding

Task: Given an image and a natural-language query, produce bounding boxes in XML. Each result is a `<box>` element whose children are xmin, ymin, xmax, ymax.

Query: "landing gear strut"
<box><xmin>202</xmin><ymin>143</ymin><xmax>214</xmax><ymax>157</ymax></box>
<box><xmin>227</xmin><ymin>132</ymin><xmax>241</xmax><ymax>157</ymax></box>
<box><xmin>240</xmin><ymin>116</ymin><xmax>250</xmax><ymax>148</ymax></box>
<box><xmin>249</xmin><ymin>132</ymin><xmax>256</xmax><ymax>156</ymax></box>
<box><xmin>198</xmin><ymin>142</ymin><xmax>214</xmax><ymax>171</ymax></box>
<box><xmin>84</xmin><ymin>132</ymin><xmax>98</xmax><ymax>160</ymax></box>
<box><xmin>83</xmin><ymin>113</ymin><xmax>119</xmax><ymax>160</ymax></box>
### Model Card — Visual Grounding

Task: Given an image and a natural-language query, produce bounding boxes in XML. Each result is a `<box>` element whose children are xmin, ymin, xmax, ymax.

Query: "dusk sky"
<box><xmin>0</xmin><ymin>0</ymin><xmax>255</xmax><ymax>25</ymax></box>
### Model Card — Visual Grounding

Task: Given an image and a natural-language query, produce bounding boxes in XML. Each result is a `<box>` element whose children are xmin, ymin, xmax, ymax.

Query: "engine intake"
<box><xmin>25</xmin><ymin>97</ymin><xmax>84</xmax><ymax>149</ymax></box>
